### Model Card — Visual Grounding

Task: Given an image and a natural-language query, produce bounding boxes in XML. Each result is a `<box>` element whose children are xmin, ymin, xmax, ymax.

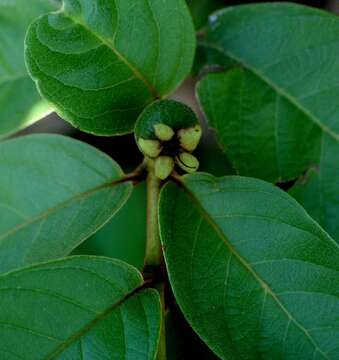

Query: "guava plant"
<box><xmin>0</xmin><ymin>0</ymin><xmax>339</xmax><ymax>358</ymax></box>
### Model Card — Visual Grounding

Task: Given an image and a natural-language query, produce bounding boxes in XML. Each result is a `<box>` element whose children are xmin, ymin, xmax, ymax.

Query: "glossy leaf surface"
<box><xmin>0</xmin><ymin>256</ymin><xmax>161</xmax><ymax>359</ymax></box>
<box><xmin>25</xmin><ymin>0</ymin><xmax>196</xmax><ymax>135</ymax></box>
<box><xmin>197</xmin><ymin>3</ymin><xmax>339</xmax><ymax>241</ymax></box>
<box><xmin>0</xmin><ymin>134</ymin><xmax>132</xmax><ymax>273</ymax></box>
<box><xmin>0</xmin><ymin>0</ymin><xmax>58</xmax><ymax>137</ymax></box>
<box><xmin>160</xmin><ymin>173</ymin><xmax>339</xmax><ymax>359</ymax></box>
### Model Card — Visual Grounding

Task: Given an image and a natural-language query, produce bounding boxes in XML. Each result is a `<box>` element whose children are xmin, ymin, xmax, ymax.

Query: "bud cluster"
<box><xmin>138</xmin><ymin>123</ymin><xmax>202</xmax><ymax>180</ymax></box>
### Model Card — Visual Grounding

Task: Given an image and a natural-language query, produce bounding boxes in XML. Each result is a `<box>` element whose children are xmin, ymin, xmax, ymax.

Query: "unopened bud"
<box><xmin>137</xmin><ymin>138</ymin><xmax>162</xmax><ymax>158</ymax></box>
<box><xmin>176</xmin><ymin>152</ymin><xmax>199</xmax><ymax>174</ymax></box>
<box><xmin>178</xmin><ymin>125</ymin><xmax>202</xmax><ymax>152</ymax></box>
<box><xmin>155</xmin><ymin>156</ymin><xmax>175</xmax><ymax>180</ymax></box>
<box><xmin>154</xmin><ymin>123</ymin><xmax>175</xmax><ymax>141</ymax></box>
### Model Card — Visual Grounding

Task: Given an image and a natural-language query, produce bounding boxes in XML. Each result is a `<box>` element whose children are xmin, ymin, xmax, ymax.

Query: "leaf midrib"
<box><xmin>0</xmin><ymin>179</ymin><xmax>128</xmax><ymax>245</ymax></box>
<box><xmin>203</xmin><ymin>42</ymin><xmax>339</xmax><ymax>143</ymax></box>
<box><xmin>183</xmin><ymin>183</ymin><xmax>329</xmax><ymax>359</ymax></box>
<box><xmin>45</xmin><ymin>285</ymin><xmax>145</xmax><ymax>359</ymax></box>
<box><xmin>60</xmin><ymin>10</ymin><xmax>160</xmax><ymax>99</ymax></box>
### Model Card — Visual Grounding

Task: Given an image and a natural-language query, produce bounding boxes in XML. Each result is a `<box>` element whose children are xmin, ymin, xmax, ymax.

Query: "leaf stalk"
<box><xmin>144</xmin><ymin>159</ymin><xmax>167</xmax><ymax>359</ymax></box>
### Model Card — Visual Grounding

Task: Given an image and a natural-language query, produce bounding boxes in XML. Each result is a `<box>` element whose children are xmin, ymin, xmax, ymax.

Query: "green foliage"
<box><xmin>160</xmin><ymin>173</ymin><xmax>339</xmax><ymax>359</ymax></box>
<box><xmin>197</xmin><ymin>3</ymin><xmax>339</xmax><ymax>242</ymax></box>
<box><xmin>0</xmin><ymin>134</ymin><xmax>131</xmax><ymax>273</ymax></box>
<box><xmin>25</xmin><ymin>0</ymin><xmax>196</xmax><ymax>135</ymax></box>
<box><xmin>197</xmin><ymin>3</ymin><xmax>339</xmax><ymax>181</ymax></box>
<box><xmin>0</xmin><ymin>256</ymin><xmax>161</xmax><ymax>358</ymax></box>
<box><xmin>0</xmin><ymin>1</ymin><xmax>338</xmax><ymax>359</ymax></box>
<box><xmin>0</xmin><ymin>0</ymin><xmax>58</xmax><ymax>138</ymax></box>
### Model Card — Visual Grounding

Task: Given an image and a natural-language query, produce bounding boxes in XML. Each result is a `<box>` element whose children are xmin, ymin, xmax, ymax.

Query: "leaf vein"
<box><xmin>184</xmin><ymin>185</ymin><xmax>330</xmax><ymax>359</ymax></box>
<box><xmin>204</xmin><ymin>42</ymin><xmax>339</xmax><ymax>142</ymax></box>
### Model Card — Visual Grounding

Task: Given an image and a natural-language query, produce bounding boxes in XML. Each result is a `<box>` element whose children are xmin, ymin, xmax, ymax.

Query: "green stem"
<box><xmin>145</xmin><ymin>159</ymin><xmax>162</xmax><ymax>267</ymax></box>
<box><xmin>144</xmin><ymin>159</ymin><xmax>166</xmax><ymax>359</ymax></box>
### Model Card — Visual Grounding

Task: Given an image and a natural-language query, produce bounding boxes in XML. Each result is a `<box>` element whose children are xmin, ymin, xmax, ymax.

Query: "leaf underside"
<box><xmin>196</xmin><ymin>3</ymin><xmax>339</xmax><ymax>241</ymax></box>
<box><xmin>160</xmin><ymin>173</ymin><xmax>339</xmax><ymax>359</ymax></box>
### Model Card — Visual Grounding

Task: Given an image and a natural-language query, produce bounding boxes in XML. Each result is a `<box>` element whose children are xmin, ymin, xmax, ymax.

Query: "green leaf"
<box><xmin>25</xmin><ymin>0</ymin><xmax>196</xmax><ymax>135</ymax></box>
<box><xmin>196</xmin><ymin>4</ymin><xmax>339</xmax><ymax>240</ymax></box>
<box><xmin>196</xmin><ymin>4</ymin><xmax>339</xmax><ymax>184</ymax></box>
<box><xmin>0</xmin><ymin>0</ymin><xmax>59</xmax><ymax>138</ymax></box>
<box><xmin>160</xmin><ymin>173</ymin><xmax>339</xmax><ymax>359</ymax></box>
<box><xmin>0</xmin><ymin>256</ymin><xmax>161</xmax><ymax>359</ymax></box>
<box><xmin>0</xmin><ymin>134</ymin><xmax>132</xmax><ymax>274</ymax></box>
<box><xmin>197</xmin><ymin>67</ymin><xmax>325</xmax><ymax>183</ymax></box>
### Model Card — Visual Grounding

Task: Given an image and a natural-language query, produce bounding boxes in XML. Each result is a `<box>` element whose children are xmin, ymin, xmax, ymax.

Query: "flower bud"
<box><xmin>155</xmin><ymin>156</ymin><xmax>175</xmax><ymax>180</ymax></box>
<box><xmin>137</xmin><ymin>138</ymin><xmax>162</xmax><ymax>158</ymax></box>
<box><xmin>154</xmin><ymin>123</ymin><xmax>175</xmax><ymax>141</ymax></box>
<box><xmin>178</xmin><ymin>124</ymin><xmax>202</xmax><ymax>152</ymax></box>
<box><xmin>176</xmin><ymin>152</ymin><xmax>199</xmax><ymax>174</ymax></box>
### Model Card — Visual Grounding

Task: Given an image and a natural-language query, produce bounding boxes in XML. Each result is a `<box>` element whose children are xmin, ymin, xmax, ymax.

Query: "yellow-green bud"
<box><xmin>155</xmin><ymin>156</ymin><xmax>175</xmax><ymax>180</ymax></box>
<box><xmin>178</xmin><ymin>125</ymin><xmax>202</xmax><ymax>152</ymax></box>
<box><xmin>137</xmin><ymin>138</ymin><xmax>162</xmax><ymax>158</ymax></box>
<box><xmin>154</xmin><ymin>123</ymin><xmax>175</xmax><ymax>141</ymax></box>
<box><xmin>176</xmin><ymin>152</ymin><xmax>199</xmax><ymax>174</ymax></box>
